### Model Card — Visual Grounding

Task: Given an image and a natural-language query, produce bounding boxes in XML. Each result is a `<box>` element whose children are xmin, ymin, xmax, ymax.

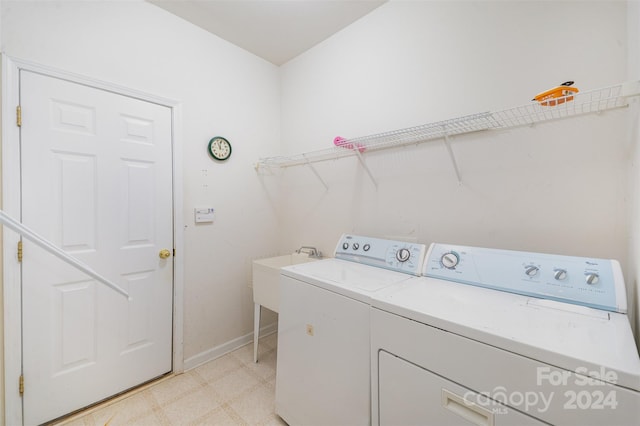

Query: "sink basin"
<box><xmin>252</xmin><ymin>253</ymin><xmax>319</xmax><ymax>313</ymax></box>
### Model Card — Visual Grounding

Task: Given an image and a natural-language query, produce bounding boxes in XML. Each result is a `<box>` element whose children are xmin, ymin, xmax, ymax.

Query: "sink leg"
<box><xmin>254</xmin><ymin>303</ymin><xmax>261</xmax><ymax>363</ymax></box>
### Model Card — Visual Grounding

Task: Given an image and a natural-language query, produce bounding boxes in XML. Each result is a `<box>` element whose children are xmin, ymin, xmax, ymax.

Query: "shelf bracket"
<box><xmin>353</xmin><ymin>147</ymin><xmax>378</xmax><ymax>189</ymax></box>
<box><xmin>443</xmin><ymin>131</ymin><xmax>462</xmax><ymax>185</ymax></box>
<box><xmin>303</xmin><ymin>154</ymin><xmax>329</xmax><ymax>190</ymax></box>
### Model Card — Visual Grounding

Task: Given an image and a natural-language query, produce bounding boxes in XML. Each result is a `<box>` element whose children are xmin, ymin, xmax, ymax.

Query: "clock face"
<box><xmin>208</xmin><ymin>137</ymin><xmax>232</xmax><ymax>161</ymax></box>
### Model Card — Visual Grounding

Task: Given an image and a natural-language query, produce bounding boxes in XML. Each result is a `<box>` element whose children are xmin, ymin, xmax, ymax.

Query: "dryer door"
<box><xmin>378</xmin><ymin>351</ymin><xmax>545</xmax><ymax>426</ymax></box>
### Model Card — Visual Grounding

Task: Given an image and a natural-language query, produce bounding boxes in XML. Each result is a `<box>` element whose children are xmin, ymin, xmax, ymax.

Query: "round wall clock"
<box><xmin>208</xmin><ymin>136</ymin><xmax>232</xmax><ymax>161</ymax></box>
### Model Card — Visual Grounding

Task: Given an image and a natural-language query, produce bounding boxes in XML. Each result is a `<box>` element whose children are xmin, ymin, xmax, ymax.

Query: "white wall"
<box><xmin>627</xmin><ymin>0</ymin><xmax>640</xmax><ymax>348</ymax></box>
<box><xmin>278</xmin><ymin>0</ymin><xmax>634</xmax><ymax>332</ymax></box>
<box><xmin>1</xmin><ymin>0</ymin><xmax>282</xmax><ymax>365</ymax></box>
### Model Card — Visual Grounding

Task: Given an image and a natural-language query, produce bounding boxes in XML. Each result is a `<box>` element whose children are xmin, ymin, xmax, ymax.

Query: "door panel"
<box><xmin>20</xmin><ymin>70</ymin><xmax>173</xmax><ymax>425</ymax></box>
<box><xmin>54</xmin><ymin>281</ymin><xmax>97</xmax><ymax>374</ymax></box>
<box><xmin>58</xmin><ymin>153</ymin><xmax>97</xmax><ymax>249</ymax></box>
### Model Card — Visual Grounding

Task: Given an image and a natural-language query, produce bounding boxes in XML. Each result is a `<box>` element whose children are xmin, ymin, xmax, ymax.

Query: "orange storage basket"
<box><xmin>533</xmin><ymin>81</ymin><xmax>579</xmax><ymax>106</ymax></box>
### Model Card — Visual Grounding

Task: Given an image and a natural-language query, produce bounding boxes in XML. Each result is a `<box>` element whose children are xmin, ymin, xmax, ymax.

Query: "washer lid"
<box><xmin>282</xmin><ymin>258</ymin><xmax>416</xmax><ymax>303</ymax></box>
<box><xmin>372</xmin><ymin>277</ymin><xmax>640</xmax><ymax>391</ymax></box>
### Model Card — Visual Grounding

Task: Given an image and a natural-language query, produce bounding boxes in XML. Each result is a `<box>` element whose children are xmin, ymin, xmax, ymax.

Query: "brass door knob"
<box><xmin>159</xmin><ymin>249</ymin><xmax>171</xmax><ymax>259</ymax></box>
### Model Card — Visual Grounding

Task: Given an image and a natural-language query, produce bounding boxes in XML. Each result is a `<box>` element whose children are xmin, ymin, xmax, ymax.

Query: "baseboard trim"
<box><xmin>183</xmin><ymin>322</ymin><xmax>278</xmax><ymax>371</ymax></box>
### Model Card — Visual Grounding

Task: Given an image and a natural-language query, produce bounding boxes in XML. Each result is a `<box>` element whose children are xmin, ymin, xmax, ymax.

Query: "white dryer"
<box><xmin>371</xmin><ymin>243</ymin><xmax>640</xmax><ymax>425</ymax></box>
<box><xmin>275</xmin><ymin>234</ymin><xmax>426</xmax><ymax>426</ymax></box>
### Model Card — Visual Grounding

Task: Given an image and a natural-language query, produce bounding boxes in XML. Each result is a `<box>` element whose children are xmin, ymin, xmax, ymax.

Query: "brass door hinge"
<box><xmin>16</xmin><ymin>105</ymin><xmax>22</xmax><ymax>127</ymax></box>
<box><xmin>19</xmin><ymin>375</ymin><xmax>24</xmax><ymax>395</ymax></box>
<box><xmin>17</xmin><ymin>241</ymin><xmax>23</xmax><ymax>263</ymax></box>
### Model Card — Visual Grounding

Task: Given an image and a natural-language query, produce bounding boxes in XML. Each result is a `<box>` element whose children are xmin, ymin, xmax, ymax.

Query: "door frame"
<box><xmin>1</xmin><ymin>55</ymin><xmax>185</xmax><ymax>425</ymax></box>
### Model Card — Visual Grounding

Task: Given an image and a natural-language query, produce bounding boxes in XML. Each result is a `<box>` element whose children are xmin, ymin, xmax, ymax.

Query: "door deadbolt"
<box><xmin>159</xmin><ymin>249</ymin><xmax>171</xmax><ymax>259</ymax></box>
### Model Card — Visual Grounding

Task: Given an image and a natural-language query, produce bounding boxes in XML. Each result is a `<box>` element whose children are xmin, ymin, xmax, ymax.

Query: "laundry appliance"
<box><xmin>275</xmin><ymin>234</ymin><xmax>426</xmax><ymax>426</ymax></box>
<box><xmin>371</xmin><ymin>243</ymin><xmax>640</xmax><ymax>425</ymax></box>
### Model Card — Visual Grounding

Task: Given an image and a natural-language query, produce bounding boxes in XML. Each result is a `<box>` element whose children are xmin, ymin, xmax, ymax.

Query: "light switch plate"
<box><xmin>195</xmin><ymin>207</ymin><xmax>215</xmax><ymax>223</ymax></box>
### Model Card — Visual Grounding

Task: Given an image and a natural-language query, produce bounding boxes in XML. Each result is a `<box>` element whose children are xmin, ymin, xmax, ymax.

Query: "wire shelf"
<box><xmin>255</xmin><ymin>80</ymin><xmax>640</xmax><ymax>178</ymax></box>
<box><xmin>491</xmin><ymin>82</ymin><xmax>630</xmax><ymax>129</ymax></box>
<box><xmin>257</xmin><ymin>112</ymin><xmax>497</xmax><ymax>169</ymax></box>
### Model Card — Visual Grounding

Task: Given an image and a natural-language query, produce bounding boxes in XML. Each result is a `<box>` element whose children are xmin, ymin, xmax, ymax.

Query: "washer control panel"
<box><xmin>335</xmin><ymin>234</ymin><xmax>426</xmax><ymax>276</ymax></box>
<box><xmin>424</xmin><ymin>243</ymin><xmax>627</xmax><ymax>313</ymax></box>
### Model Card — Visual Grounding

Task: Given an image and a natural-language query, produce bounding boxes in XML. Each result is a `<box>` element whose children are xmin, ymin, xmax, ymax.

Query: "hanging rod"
<box><xmin>255</xmin><ymin>80</ymin><xmax>640</xmax><ymax>170</ymax></box>
<box><xmin>0</xmin><ymin>210</ymin><xmax>131</xmax><ymax>300</ymax></box>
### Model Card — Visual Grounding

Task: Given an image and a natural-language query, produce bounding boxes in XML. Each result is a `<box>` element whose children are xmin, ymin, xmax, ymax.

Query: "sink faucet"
<box><xmin>297</xmin><ymin>246</ymin><xmax>323</xmax><ymax>258</ymax></box>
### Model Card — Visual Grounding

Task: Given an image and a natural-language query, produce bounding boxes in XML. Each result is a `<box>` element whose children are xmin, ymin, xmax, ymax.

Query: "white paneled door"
<box><xmin>20</xmin><ymin>71</ymin><xmax>173</xmax><ymax>425</ymax></box>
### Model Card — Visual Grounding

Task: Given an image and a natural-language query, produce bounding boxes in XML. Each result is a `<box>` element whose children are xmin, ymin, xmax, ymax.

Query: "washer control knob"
<box><xmin>525</xmin><ymin>265</ymin><xmax>539</xmax><ymax>278</ymax></box>
<box><xmin>342</xmin><ymin>242</ymin><xmax>349</xmax><ymax>250</ymax></box>
<box><xmin>363</xmin><ymin>244</ymin><xmax>371</xmax><ymax>251</ymax></box>
<box><xmin>396</xmin><ymin>248</ymin><xmax>411</xmax><ymax>262</ymax></box>
<box><xmin>585</xmin><ymin>273</ymin><xmax>600</xmax><ymax>285</ymax></box>
<box><xmin>553</xmin><ymin>269</ymin><xmax>567</xmax><ymax>281</ymax></box>
<box><xmin>353</xmin><ymin>243</ymin><xmax>360</xmax><ymax>250</ymax></box>
<box><xmin>441</xmin><ymin>252</ymin><xmax>459</xmax><ymax>269</ymax></box>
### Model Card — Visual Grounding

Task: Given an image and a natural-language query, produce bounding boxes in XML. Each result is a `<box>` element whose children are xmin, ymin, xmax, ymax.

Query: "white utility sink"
<box><xmin>252</xmin><ymin>253</ymin><xmax>320</xmax><ymax>362</ymax></box>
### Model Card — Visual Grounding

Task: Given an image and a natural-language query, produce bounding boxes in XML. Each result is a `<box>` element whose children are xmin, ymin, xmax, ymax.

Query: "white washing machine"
<box><xmin>371</xmin><ymin>243</ymin><xmax>640</xmax><ymax>426</ymax></box>
<box><xmin>275</xmin><ymin>234</ymin><xmax>426</xmax><ymax>426</ymax></box>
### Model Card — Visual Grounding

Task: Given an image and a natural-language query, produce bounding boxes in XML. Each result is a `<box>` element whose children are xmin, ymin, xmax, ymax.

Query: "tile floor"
<box><xmin>55</xmin><ymin>333</ymin><xmax>285</xmax><ymax>426</ymax></box>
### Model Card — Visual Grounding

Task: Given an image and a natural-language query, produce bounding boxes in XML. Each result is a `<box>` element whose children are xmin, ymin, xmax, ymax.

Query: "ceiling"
<box><xmin>148</xmin><ymin>0</ymin><xmax>387</xmax><ymax>65</ymax></box>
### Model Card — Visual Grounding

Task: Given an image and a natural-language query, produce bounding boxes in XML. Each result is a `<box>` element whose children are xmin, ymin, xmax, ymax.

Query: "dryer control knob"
<box><xmin>396</xmin><ymin>248</ymin><xmax>411</xmax><ymax>262</ymax></box>
<box><xmin>554</xmin><ymin>269</ymin><xmax>567</xmax><ymax>281</ymax></box>
<box><xmin>342</xmin><ymin>243</ymin><xmax>349</xmax><ymax>250</ymax></box>
<box><xmin>585</xmin><ymin>273</ymin><xmax>600</xmax><ymax>285</ymax></box>
<box><xmin>525</xmin><ymin>265</ymin><xmax>539</xmax><ymax>278</ymax></box>
<box><xmin>441</xmin><ymin>252</ymin><xmax>459</xmax><ymax>269</ymax></box>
